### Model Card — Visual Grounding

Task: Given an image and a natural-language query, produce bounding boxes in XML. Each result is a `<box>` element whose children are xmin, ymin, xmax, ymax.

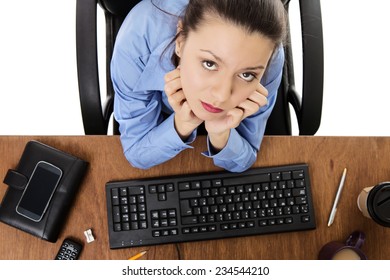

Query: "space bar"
<box><xmin>223</xmin><ymin>173</ymin><xmax>270</xmax><ymax>186</ymax></box>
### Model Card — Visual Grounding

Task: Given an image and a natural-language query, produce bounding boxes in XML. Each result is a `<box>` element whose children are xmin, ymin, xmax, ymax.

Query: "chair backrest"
<box><xmin>266</xmin><ymin>0</ymin><xmax>323</xmax><ymax>135</ymax></box>
<box><xmin>76</xmin><ymin>0</ymin><xmax>139</xmax><ymax>135</ymax></box>
<box><xmin>76</xmin><ymin>0</ymin><xmax>323</xmax><ymax>135</ymax></box>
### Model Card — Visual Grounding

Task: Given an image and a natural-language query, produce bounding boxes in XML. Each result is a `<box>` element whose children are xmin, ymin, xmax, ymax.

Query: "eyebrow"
<box><xmin>199</xmin><ymin>49</ymin><xmax>265</xmax><ymax>71</ymax></box>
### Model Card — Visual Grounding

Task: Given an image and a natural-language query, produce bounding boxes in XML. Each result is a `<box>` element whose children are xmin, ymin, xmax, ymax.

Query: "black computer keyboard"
<box><xmin>105</xmin><ymin>163</ymin><xmax>316</xmax><ymax>248</ymax></box>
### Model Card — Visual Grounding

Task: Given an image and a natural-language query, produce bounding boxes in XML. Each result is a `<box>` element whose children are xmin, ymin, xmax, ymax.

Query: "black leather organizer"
<box><xmin>0</xmin><ymin>140</ymin><xmax>88</xmax><ymax>242</ymax></box>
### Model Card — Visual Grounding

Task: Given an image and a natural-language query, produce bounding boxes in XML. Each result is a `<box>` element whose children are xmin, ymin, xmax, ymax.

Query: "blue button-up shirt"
<box><xmin>111</xmin><ymin>0</ymin><xmax>284</xmax><ymax>172</ymax></box>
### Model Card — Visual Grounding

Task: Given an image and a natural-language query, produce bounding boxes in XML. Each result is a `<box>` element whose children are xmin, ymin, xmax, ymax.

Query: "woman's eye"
<box><xmin>202</xmin><ymin>60</ymin><xmax>218</xmax><ymax>71</ymax></box>
<box><xmin>239</xmin><ymin>72</ymin><xmax>256</xmax><ymax>82</ymax></box>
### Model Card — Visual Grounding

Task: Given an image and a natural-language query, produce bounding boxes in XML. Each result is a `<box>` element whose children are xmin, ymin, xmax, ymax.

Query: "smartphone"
<box><xmin>16</xmin><ymin>161</ymin><xmax>62</xmax><ymax>222</ymax></box>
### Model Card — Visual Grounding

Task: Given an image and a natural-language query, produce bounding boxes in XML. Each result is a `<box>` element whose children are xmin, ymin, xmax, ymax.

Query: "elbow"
<box><xmin>218</xmin><ymin>153</ymin><xmax>257</xmax><ymax>173</ymax></box>
<box><xmin>123</xmin><ymin>148</ymin><xmax>154</xmax><ymax>170</ymax></box>
<box><xmin>230</xmin><ymin>159</ymin><xmax>256</xmax><ymax>173</ymax></box>
<box><xmin>233</xmin><ymin>148</ymin><xmax>258</xmax><ymax>173</ymax></box>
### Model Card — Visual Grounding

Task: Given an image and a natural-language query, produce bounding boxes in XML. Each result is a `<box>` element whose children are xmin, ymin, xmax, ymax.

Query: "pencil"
<box><xmin>327</xmin><ymin>168</ymin><xmax>347</xmax><ymax>227</ymax></box>
<box><xmin>128</xmin><ymin>250</ymin><xmax>147</xmax><ymax>260</ymax></box>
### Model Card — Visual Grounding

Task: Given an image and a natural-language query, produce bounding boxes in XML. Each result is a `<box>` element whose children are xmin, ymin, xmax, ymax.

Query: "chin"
<box><xmin>193</xmin><ymin>109</ymin><xmax>224</xmax><ymax>122</ymax></box>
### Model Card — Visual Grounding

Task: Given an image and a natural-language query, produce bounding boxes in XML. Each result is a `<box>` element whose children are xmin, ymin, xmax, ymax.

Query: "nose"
<box><xmin>211</xmin><ymin>76</ymin><xmax>232</xmax><ymax>104</ymax></box>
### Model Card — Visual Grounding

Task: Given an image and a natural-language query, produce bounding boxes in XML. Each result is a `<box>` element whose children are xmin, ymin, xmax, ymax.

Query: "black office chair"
<box><xmin>76</xmin><ymin>0</ymin><xmax>323</xmax><ymax>136</ymax></box>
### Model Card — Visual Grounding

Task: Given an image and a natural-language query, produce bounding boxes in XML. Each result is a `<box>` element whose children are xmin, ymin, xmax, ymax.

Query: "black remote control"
<box><xmin>54</xmin><ymin>238</ymin><xmax>83</xmax><ymax>260</ymax></box>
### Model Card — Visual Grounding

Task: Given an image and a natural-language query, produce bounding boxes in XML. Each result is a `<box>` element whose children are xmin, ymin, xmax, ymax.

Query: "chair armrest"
<box><xmin>76</xmin><ymin>0</ymin><xmax>109</xmax><ymax>135</ymax></box>
<box><xmin>295</xmin><ymin>0</ymin><xmax>324</xmax><ymax>135</ymax></box>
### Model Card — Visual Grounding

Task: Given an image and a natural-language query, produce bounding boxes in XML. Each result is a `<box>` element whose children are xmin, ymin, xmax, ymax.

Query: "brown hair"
<box><xmin>180</xmin><ymin>0</ymin><xmax>286</xmax><ymax>43</ymax></box>
<box><xmin>154</xmin><ymin>0</ymin><xmax>287</xmax><ymax>66</ymax></box>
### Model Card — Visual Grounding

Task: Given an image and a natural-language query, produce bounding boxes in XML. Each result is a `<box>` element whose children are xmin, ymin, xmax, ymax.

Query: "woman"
<box><xmin>111</xmin><ymin>0</ymin><xmax>287</xmax><ymax>172</ymax></box>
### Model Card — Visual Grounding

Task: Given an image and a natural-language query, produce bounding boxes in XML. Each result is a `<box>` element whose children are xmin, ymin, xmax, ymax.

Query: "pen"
<box><xmin>327</xmin><ymin>168</ymin><xmax>347</xmax><ymax>227</ymax></box>
<box><xmin>128</xmin><ymin>250</ymin><xmax>147</xmax><ymax>260</ymax></box>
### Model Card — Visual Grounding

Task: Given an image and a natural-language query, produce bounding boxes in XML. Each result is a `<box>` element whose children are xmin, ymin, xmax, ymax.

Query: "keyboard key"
<box><xmin>191</xmin><ymin>181</ymin><xmax>201</xmax><ymax>189</ymax></box>
<box><xmin>178</xmin><ymin>182</ymin><xmax>190</xmax><ymax>191</ymax></box>
<box><xmin>259</xmin><ymin>220</ymin><xmax>267</xmax><ymax>227</ymax></box>
<box><xmin>179</xmin><ymin>190</ymin><xmax>201</xmax><ymax>199</ymax></box>
<box><xmin>139</xmin><ymin>213</ymin><xmax>146</xmax><ymax>220</ymax></box>
<box><xmin>139</xmin><ymin>221</ymin><xmax>147</xmax><ymax>229</ymax></box>
<box><xmin>160</xmin><ymin>219</ymin><xmax>168</xmax><ymax>227</ymax></box>
<box><xmin>114</xmin><ymin>223</ymin><xmax>121</xmax><ymax>231</ymax></box>
<box><xmin>111</xmin><ymin>188</ymin><xmax>119</xmax><ymax>205</ymax></box>
<box><xmin>151</xmin><ymin>211</ymin><xmax>159</xmax><ymax>219</ymax></box>
<box><xmin>122</xmin><ymin>214</ymin><xmax>129</xmax><ymax>222</ymax></box>
<box><xmin>157</xmin><ymin>185</ymin><xmax>165</xmax><ymax>193</ymax></box>
<box><xmin>301</xmin><ymin>215</ymin><xmax>310</xmax><ymax>222</ymax></box>
<box><xmin>271</xmin><ymin>172</ymin><xmax>281</xmax><ymax>181</ymax></box>
<box><xmin>168</xmin><ymin>209</ymin><xmax>176</xmax><ymax>218</ymax></box>
<box><xmin>119</xmin><ymin>187</ymin><xmax>127</xmax><ymax>196</ymax></box>
<box><xmin>113</xmin><ymin>206</ymin><xmax>120</xmax><ymax>223</ymax></box>
<box><xmin>166</xmin><ymin>184</ymin><xmax>174</xmax><ymax>192</ymax></box>
<box><xmin>158</xmin><ymin>193</ymin><xmax>166</xmax><ymax>201</ymax></box>
<box><xmin>149</xmin><ymin>185</ymin><xmax>157</xmax><ymax>193</ymax></box>
<box><xmin>180</xmin><ymin>200</ymin><xmax>192</xmax><ymax>216</ymax></box>
<box><xmin>212</xmin><ymin>179</ymin><xmax>222</xmax><ymax>187</ymax></box>
<box><xmin>292</xmin><ymin>170</ymin><xmax>304</xmax><ymax>179</ymax></box>
<box><xmin>295</xmin><ymin>179</ymin><xmax>306</xmax><ymax>187</ymax></box>
<box><xmin>223</xmin><ymin>173</ymin><xmax>270</xmax><ymax>186</ymax></box>
<box><xmin>201</xmin><ymin>180</ymin><xmax>211</xmax><ymax>188</ymax></box>
<box><xmin>293</xmin><ymin>188</ymin><xmax>306</xmax><ymax>196</ymax></box>
<box><xmin>160</xmin><ymin>210</ymin><xmax>168</xmax><ymax>218</ymax></box>
<box><xmin>295</xmin><ymin>196</ymin><xmax>307</xmax><ymax>204</ymax></box>
<box><xmin>182</xmin><ymin>216</ymin><xmax>198</xmax><ymax>225</ymax></box>
<box><xmin>282</xmin><ymin>171</ymin><xmax>292</xmax><ymax>180</ymax></box>
<box><xmin>128</xmin><ymin>186</ymin><xmax>144</xmax><ymax>195</ymax></box>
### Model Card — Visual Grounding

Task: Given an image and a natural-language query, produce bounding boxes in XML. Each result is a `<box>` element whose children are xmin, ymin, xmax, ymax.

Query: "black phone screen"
<box><xmin>16</xmin><ymin>161</ymin><xmax>62</xmax><ymax>222</ymax></box>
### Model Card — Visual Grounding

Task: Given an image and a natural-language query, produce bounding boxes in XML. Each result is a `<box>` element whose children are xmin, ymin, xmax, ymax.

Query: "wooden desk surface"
<box><xmin>1</xmin><ymin>136</ymin><xmax>390</xmax><ymax>260</ymax></box>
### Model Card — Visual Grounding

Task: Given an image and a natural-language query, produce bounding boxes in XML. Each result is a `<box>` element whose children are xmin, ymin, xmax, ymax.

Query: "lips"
<box><xmin>201</xmin><ymin>101</ymin><xmax>223</xmax><ymax>113</ymax></box>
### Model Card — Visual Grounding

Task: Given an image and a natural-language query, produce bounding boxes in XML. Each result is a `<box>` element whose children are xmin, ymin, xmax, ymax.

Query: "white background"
<box><xmin>1</xmin><ymin>0</ymin><xmax>389</xmax><ymax>136</ymax></box>
<box><xmin>0</xmin><ymin>260</ymin><xmax>387</xmax><ymax>279</ymax></box>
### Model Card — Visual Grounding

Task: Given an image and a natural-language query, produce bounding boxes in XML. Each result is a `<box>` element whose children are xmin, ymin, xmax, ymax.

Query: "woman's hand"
<box><xmin>205</xmin><ymin>83</ymin><xmax>269</xmax><ymax>151</ymax></box>
<box><xmin>164</xmin><ymin>67</ymin><xmax>203</xmax><ymax>140</ymax></box>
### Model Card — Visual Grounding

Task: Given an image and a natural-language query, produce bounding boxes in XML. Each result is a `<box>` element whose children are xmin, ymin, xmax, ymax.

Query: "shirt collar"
<box><xmin>132</xmin><ymin>0</ymin><xmax>189</xmax><ymax>92</ymax></box>
<box><xmin>151</xmin><ymin>0</ymin><xmax>189</xmax><ymax>16</ymax></box>
<box><xmin>132</xmin><ymin>36</ymin><xmax>176</xmax><ymax>92</ymax></box>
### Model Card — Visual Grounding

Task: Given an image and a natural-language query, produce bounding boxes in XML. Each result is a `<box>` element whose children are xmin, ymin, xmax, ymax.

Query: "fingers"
<box><xmin>164</xmin><ymin>66</ymin><xmax>180</xmax><ymax>82</ymax></box>
<box><xmin>226</xmin><ymin>108</ymin><xmax>245</xmax><ymax>128</ymax></box>
<box><xmin>167</xmin><ymin>89</ymin><xmax>186</xmax><ymax>113</ymax></box>
<box><xmin>249</xmin><ymin>83</ymin><xmax>268</xmax><ymax>106</ymax></box>
<box><xmin>164</xmin><ymin>68</ymin><xmax>181</xmax><ymax>96</ymax></box>
<box><xmin>164</xmin><ymin>67</ymin><xmax>185</xmax><ymax>112</ymax></box>
<box><xmin>247</xmin><ymin>91</ymin><xmax>268</xmax><ymax>108</ymax></box>
<box><xmin>181</xmin><ymin>100</ymin><xmax>197</xmax><ymax>119</ymax></box>
<box><xmin>237</xmin><ymin>83</ymin><xmax>269</xmax><ymax>119</ymax></box>
<box><xmin>255</xmin><ymin>82</ymin><xmax>268</xmax><ymax>97</ymax></box>
<box><xmin>235</xmin><ymin>101</ymin><xmax>256</xmax><ymax>120</ymax></box>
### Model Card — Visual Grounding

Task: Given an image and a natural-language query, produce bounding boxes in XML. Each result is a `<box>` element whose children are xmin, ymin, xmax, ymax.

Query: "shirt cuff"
<box><xmin>158</xmin><ymin>113</ymin><xmax>196</xmax><ymax>151</ymax></box>
<box><xmin>202</xmin><ymin>129</ymin><xmax>243</xmax><ymax>159</ymax></box>
<box><xmin>202</xmin><ymin>129</ymin><xmax>257</xmax><ymax>172</ymax></box>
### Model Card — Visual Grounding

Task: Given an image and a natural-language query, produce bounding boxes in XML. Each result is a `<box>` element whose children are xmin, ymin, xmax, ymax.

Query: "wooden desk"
<box><xmin>1</xmin><ymin>136</ymin><xmax>390</xmax><ymax>260</ymax></box>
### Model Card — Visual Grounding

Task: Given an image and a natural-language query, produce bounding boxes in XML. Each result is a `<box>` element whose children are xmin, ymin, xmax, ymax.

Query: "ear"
<box><xmin>175</xmin><ymin>20</ymin><xmax>184</xmax><ymax>57</ymax></box>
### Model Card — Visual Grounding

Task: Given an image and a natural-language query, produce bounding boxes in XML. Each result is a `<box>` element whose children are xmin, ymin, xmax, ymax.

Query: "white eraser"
<box><xmin>84</xmin><ymin>228</ymin><xmax>95</xmax><ymax>243</ymax></box>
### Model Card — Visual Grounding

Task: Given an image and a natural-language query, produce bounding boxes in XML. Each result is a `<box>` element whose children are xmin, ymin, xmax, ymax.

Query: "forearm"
<box><xmin>121</xmin><ymin>114</ymin><xmax>196</xmax><ymax>169</ymax></box>
<box><xmin>207</xmin><ymin>130</ymin><xmax>230</xmax><ymax>153</ymax></box>
<box><xmin>174</xmin><ymin>114</ymin><xmax>200</xmax><ymax>141</ymax></box>
<box><xmin>203</xmin><ymin>128</ymin><xmax>258</xmax><ymax>173</ymax></box>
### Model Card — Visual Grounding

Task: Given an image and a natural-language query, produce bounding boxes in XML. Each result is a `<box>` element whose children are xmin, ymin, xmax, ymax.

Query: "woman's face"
<box><xmin>175</xmin><ymin>16</ymin><xmax>275</xmax><ymax>121</ymax></box>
